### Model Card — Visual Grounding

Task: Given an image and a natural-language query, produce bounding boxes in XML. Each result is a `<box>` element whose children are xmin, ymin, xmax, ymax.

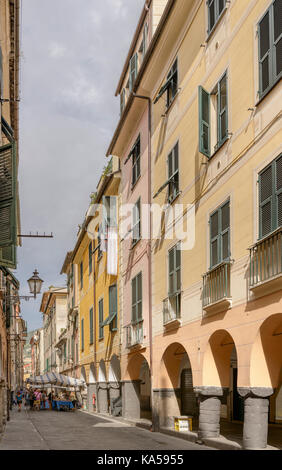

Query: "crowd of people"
<box><xmin>14</xmin><ymin>388</ymin><xmax>80</xmax><ymax>412</ymax></box>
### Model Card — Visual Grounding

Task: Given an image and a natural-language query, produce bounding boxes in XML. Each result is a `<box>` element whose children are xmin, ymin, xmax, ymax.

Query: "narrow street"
<box><xmin>0</xmin><ymin>407</ymin><xmax>215</xmax><ymax>451</ymax></box>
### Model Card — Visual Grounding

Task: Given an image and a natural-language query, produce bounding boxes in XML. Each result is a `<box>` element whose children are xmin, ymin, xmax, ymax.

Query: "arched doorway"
<box><xmin>158</xmin><ymin>342</ymin><xmax>197</xmax><ymax>428</ymax></box>
<box><xmin>97</xmin><ymin>360</ymin><xmax>108</xmax><ymax>414</ymax></box>
<box><xmin>108</xmin><ymin>355</ymin><xmax>121</xmax><ymax>416</ymax></box>
<box><xmin>123</xmin><ymin>352</ymin><xmax>151</xmax><ymax>421</ymax></box>
<box><xmin>250</xmin><ymin>313</ymin><xmax>282</xmax><ymax>424</ymax></box>
<box><xmin>87</xmin><ymin>363</ymin><xmax>96</xmax><ymax>412</ymax></box>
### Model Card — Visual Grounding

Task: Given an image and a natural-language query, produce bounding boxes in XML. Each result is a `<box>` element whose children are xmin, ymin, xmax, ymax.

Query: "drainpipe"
<box><xmin>132</xmin><ymin>94</ymin><xmax>154</xmax><ymax>430</ymax></box>
<box><xmin>93</xmin><ymin>241</ymin><xmax>97</xmax><ymax>405</ymax></box>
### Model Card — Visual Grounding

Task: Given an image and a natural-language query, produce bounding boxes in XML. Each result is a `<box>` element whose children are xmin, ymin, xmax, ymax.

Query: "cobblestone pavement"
<box><xmin>0</xmin><ymin>407</ymin><xmax>215</xmax><ymax>451</ymax></box>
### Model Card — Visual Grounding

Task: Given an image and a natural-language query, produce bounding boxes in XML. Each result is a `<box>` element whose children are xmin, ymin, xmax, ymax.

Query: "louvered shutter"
<box><xmin>273</xmin><ymin>0</ymin><xmax>282</xmax><ymax>79</ymax></box>
<box><xmin>221</xmin><ymin>201</ymin><xmax>230</xmax><ymax>261</ymax></box>
<box><xmin>0</xmin><ymin>142</ymin><xmax>17</xmax><ymax>268</ymax></box>
<box><xmin>259</xmin><ymin>164</ymin><xmax>273</xmax><ymax>237</ymax></box>
<box><xmin>99</xmin><ymin>299</ymin><xmax>104</xmax><ymax>339</ymax></box>
<box><xmin>210</xmin><ymin>210</ymin><xmax>219</xmax><ymax>267</ymax></box>
<box><xmin>275</xmin><ymin>154</ymin><xmax>282</xmax><ymax>227</ymax></box>
<box><xmin>137</xmin><ymin>272</ymin><xmax>142</xmax><ymax>321</ymax></box>
<box><xmin>109</xmin><ymin>284</ymin><xmax>117</xmax><ymax>330</ymax></box>
<box><xmin>89</xmin><ymin>307</ymin><xmax>93</xmax><ymax>344</ymax></box>
<box><xmin>199</xmin><ymin>86</ymin><xmax>210</xmax><ymax>157</ymax></box>
<box><xmin>129</xmin><ymin>53</ymin><xmax>138</xmax><ymax>92</ymax></box>
<box><xmin>81</xmin><ymin>319</ymin><xmax>84</xmax><ymax>351</ymax></box>
<box><xmin>258</xmin><ymin>10</ymin><xmax>271</xmax><ymax>96</ymax></box>
<box><xmin>132</xmin><ymin>276</ymin><xmax>137</xmax><ymax>323</ymax></box>
<box><xmin>218</xmin><ymin>73</ymin><xmax>228</xmax><ymax>144</ymax></box>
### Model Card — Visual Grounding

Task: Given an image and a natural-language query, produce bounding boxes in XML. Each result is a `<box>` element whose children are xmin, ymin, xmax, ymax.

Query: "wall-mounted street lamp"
<box><xmin>27</xmin><ymin>269</ymin><xmax>44</xmax><ymax>299</ymax></box>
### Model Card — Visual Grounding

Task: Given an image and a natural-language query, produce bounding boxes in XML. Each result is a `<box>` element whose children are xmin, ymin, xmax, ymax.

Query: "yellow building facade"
<box><xmin>107</xmin><ymin>0</ymin><xmax>281</xmax><ymax>449</ymax></box>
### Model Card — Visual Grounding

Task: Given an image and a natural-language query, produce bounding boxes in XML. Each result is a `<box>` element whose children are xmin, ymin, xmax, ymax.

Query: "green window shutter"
<box><xmin>132</xmin><ymin>199</ymin><xmax>141</xmax><ymax>244</ymax></box>
<box><xmin>109</xmin><ymin>284</ymin><xmax>117</xmax><ymax>330</ymax></box>
<box><xmin>258</xmin><ymin>9</ymin><xmax>271</xmax><ymax>97</ymax></box>
<box><xmin>208</xmin><ymin>0</ymin><xmax>216</xmax><ymax>33</ymax></box>
<box><xmin>218</xmin><ymin>73</ymin><xmax>228</xmax><ymax>145</ymax></box>
<box><xmin>81</xmin><ymin>319</ymin><xmax>84</xmax><ymax>351</ymax></box>
<box><xmin>199</xmin><ymin>86</ymin><xmax>210</xmax><ymax>158</ymax></box>
<box><xmin>99</xmin><ymin>299</ymin><xmax>104</xmax><ymax>339</ymax></box>
<box><xmin>80</xmin><ymin>261</ymin><xmax>83</xmax><ymax>289</ymax></box>
<box><xmin>132</xmin><ymin>136</ymin><xmax>141</xmax><ymax>186</ymax></box>
<box><xmin>129</xmin><ymin>53</ymin><xmax>138</xmax><ymax>92</ymax></box>
<box><xmin>210</xmin><ymin>201</ymin><xmax>230</xmax><ymax>268</ymax></box>
<box><xmin>275</xmin><ymin>154</ymin><xmax>282</xmax><ymax>227</ymax></box>
<box><xmin>89</xmin><ymin>242</ymin><xmax>92</xmax><ymax>274</ymax></box>
<box><xmin>109</xmin><ymin>196</ymin><xmax>117</xmax><ymax>228</ymax></box>
<box><xmin>132</xmin><ymin>273</ymin><xmax>142</xmax><ymax>323</ymax></box>
<box><xmin>168</xmin><ymin>244</ymin><xmax>181</xmax><ymax>296</ymax></box>
<box><xmin>0</xmin><ymin>142</ymin><xmax>17</xmax><ymax>268</ymax></box>
<box><xmin>168</xmin><ymin>143</ymin><xmax>179</xmax><ymax>202</ymax></box>
<box><xmin>89</xmin><ymin>307</ymin><xmax>93</xmax><ymax>344</ymax></box>
<box><xmin>273</xmin><ymin>0</ymin><xmax>282</xmax><ymax>80</ymax></box>
<box><xmin>142</xmin><ymin>23</ymin><xmax>148</xmax><ymax>58</ymax></box>
<box><xmin>120</xmin><ymin>88</ymin><xmax>126</xmax><ymax>114</ymax></box>
<box><xmin>259</xmin><ymin>163</ymin><xmax>274</xmax><ymax>238</ymax></box>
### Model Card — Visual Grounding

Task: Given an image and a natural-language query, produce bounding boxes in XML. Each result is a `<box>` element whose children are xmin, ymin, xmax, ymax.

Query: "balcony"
<box><xmin>202</xmin><ymin>261</ymin><xmax>232</xmax><ymax>315</ymax></box>
<box><xmin>163</xmin><ymin>293</ymin><xmax>181</xmax><ymax>328</ymax></box>
<box><xmin>125</xmin><ymin>321</ymin><xmax>143</xmax><ymax>349</ymax></box>
<box><xmin>249</xmin><ymin>228</ymin><xmax>282</xmax><ymax>297</ymax></box>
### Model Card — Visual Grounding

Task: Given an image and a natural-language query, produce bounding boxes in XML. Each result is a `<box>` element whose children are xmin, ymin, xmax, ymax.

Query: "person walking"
<box><xmin>29</xmin><ymin>389</ymin><xmax>35</xmax><ymax>411</ymax></box>
<box><xmin>25</xmin><ymin>390</ymin><xmax>30</xmax><ymax>409</ymax></box>
<box><xmin>15</xmin><ymin>390</ymin><xmax>23</xmax><ymax>412</ymax></box>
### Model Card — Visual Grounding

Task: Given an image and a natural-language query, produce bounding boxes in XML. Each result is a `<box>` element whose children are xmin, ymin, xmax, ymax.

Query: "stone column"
<box><xmin>194</xmin><ymin>386</ymin><xmax>226</xmax><ymax>440</ymax></box>
<box><xmin>108</xmin><ymin>382</ymin><xmax>121</xmax><ymax>414</ymax></box>
<box><xmin>97</xmin><ymin>382</ymin><xmax>108</xmax><ymax>414</ymax></box>
<box><xmin>238</xmin><ymin>387</ymin><xmax>274</xmax><ymax>450</ymax></box>
<box><xmin>87</xmin><ymin>383</ymin><xmax>97</xmax><ymax>412</ymax></box>
<box><xmin>121</xmin><ymin>380</ymin><xmax>141</xmax><ymax>420</ymax></box>
<box><xmin>152</xmin><ymin>389</ymin><xmax>181</xmax><ymax>431</ymax></box>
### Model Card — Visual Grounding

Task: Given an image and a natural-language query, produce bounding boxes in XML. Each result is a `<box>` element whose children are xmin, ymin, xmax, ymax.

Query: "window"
<box><xmin>129</xmin><ymin>53</ymin><xmax>138</xmax><ymax>92</ymax></box>
<box><xmin>168</xmin><ymin>243</ymin><xmax>181</xmax><ymax>317</ymax></box>
<box><xmin>80</xmin><ymin>261</ymin><xmax>83</xmax><ymax>289</ymax></box>
<box><xmin>258</xmin><ymin>0</ymin><xmax>282</xmax><ymax>99</ymax></box>
<box><xmin>199</xmin><ymin>71</ymin><xmax>228</xmax><ymax>158</ymax></box>
<box><xmin>132</xmin><ymin>198</ymin><xmax>141</xmax><ymax>246</ymax></box>
<box><xmin>99</xmin><ymin>298</ymin><xmax>104</xmax><ymax>340</ymax></box>
<box><xmin>102</xmin><ymin>196</ymin><xmax>117</xmax><ymax>233</ymax></box>
<box><xmin>89</xmin><ymin>307</ymin><xmax>94</xmax><ymax>345</ymax></box>
<box><xmin>210</xmin><ymin>200</ymin><xmax>230</xmax><ymax>268</ymax></box>
<box><xmin>132</xmin><ymin>136</ymin><xmax>141</xmax><ymax>187</ymax></box>
<box><xmin>132</xmin><ymin>272</ymin><xmax>142</xmax><ymax>324</ymax></box>
<box><xmin>154</xmin><ymin>59</ymin><xmax>178</xmax><ymax>108</ymax></box>
<box><xmin>142</xmin><ymin>23</ymin><xmax>148</xmax><ymax>58</ymax></box>
<box><xmin>109</xmin><ymin>284</ymin><xmax>118</xmax><ymax>331</ymax></box>
<box><xmin>168</xmin><ymin>243</ymin><xmax>181</xmax><ymax>296</ymax></box>
<box><xmin>89</xmin><ymin>242</ymin><xmax>93</xmax><ymax>274</ymax></box>
<box><xmin>259</xmin><ymin>154</ymin><xmax>282</xmax><ymax>239</ymax></box>
<box><xmin>168</xmin><ymin>142</ymin><xmax>180</xmax><ymax>203</ymax></box>
<box><xmin>81</xmin><ymin>318</ymin><xmax>84</xmax><ymax>351</ymax></box>
<box><xmin>208</xmin><ymin>0</ymin><xmax>226</xmax><ymax>35</ymax></box>
<box><xmin>97</xmin><ymin>225</ymin><xmax>103</xmax><ymax>260</ymax></box>
<box><xmin>120</xmin><ymin>88</ymin><xmax>126</xmax><ymax>115</ymax></box>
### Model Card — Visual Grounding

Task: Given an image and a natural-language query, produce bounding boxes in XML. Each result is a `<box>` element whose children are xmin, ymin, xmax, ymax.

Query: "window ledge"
<box><xmin>206</xmin><ymin>7</ymin><xmax>228</xmax><ymax>44</ymax></box>
<box><xmin>255</xmin><ymin>76</ymin><xmax>282</xmax><ymax>108</ymax></box>
<box><xmin>131</xmin><ymin>174</ymin><xmax>141</xmax><ymax>191</ymax></box>
<box><xmin>163</xmin><ymin>90</ymin><xmax>180</xmax><ymax>116</ymax></box>
<box><xmin>203</xmin><ymin>297</ymin><xmax>232</xmax><ymax>316</ymax></box>
<box><xmin>249</xmin><ymin>273</ymin><xmax>282</xmax><ymax>299</ymax></box>
<box><xmin>163</xmin><ymin>317</ymin><xmax>181</xmax><ymax>329</ymax></box>
<box><xmin>209</xmin><ymin>136</ymin><xmax>229</xmax><ymax>160</ymax></box>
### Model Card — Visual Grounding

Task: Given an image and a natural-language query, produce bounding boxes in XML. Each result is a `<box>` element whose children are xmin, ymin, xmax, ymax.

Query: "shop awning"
<box><xmin>26</xmin><ymin>372</ymin><xmax>85</xmax><ymax>388</ymax></box>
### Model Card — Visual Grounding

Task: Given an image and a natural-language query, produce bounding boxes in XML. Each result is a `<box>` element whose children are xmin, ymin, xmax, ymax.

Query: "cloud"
<box><xmin>17</xmin><ymin>0</ymin><xmax>145</xmax><ymax>331</ymax></box>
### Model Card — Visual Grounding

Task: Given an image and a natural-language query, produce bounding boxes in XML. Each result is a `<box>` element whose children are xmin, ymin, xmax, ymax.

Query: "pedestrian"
<box><xmin>29</xmin><ymin>389</ymin><xmax>35</xmax><ymax>410</ymax></box>
<box><xmin>48</xmin><ymin>390</ymin><xmax>54</xmax><ymax>411</ymax></box>
<box><xmin>15</xmin><ymin>390</ymin><xmax>23</xmax><ymax>412</ymax></box>
<box><xmin>25</xmin><ymin>390</ymin><xmax>30</xmax><ymax>409</ymax></box>
<box><xmin>34</xmin><ymin>389</ymin><xmax>41</xmax><ymax>411</ymax></box>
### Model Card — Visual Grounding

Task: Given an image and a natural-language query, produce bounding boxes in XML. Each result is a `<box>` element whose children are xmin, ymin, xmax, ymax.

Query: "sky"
<box><xmin>14</xmin><ymin>0</ymin><xmax>144</xmax><ymax>331</ymax></box>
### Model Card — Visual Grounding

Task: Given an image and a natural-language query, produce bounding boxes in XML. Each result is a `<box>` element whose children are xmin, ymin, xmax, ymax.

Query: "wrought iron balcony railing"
<box><xmin>125</xmin><ymin>320</ymin><xmax>143</xmax><ymax>348</ymax></box>
<box><xmin>202</xmin><ymin>261</ymin><xmax>231</xmax><ymax>310</ymax></box>
<box><xmin>249</xmin><ymin>228</ymin><xmax>282</xmax><ymax>289</ymax></box>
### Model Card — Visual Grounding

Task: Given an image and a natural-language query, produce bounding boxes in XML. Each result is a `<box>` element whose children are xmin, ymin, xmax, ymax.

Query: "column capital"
<box><xmin>97</xmin><ymin>381</ymin><xmax>108</xmax><ymax>390</ymax></box>
<box><xmin>193</xmin><ymin>386</ymin><xmax>228</xmax><ymax>397</ymax></box>
<box><xmin>238</xmin><ymin>387</ymin><xmax>274</xmax><ymax>398</ymax></box>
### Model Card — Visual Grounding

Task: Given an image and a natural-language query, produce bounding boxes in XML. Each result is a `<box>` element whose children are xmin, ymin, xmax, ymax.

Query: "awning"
<box><xmin>101</xmin><ymin>311</ymin><xmax>116</xmax><ymax>327</ymax></box>
<box><xmin>26</xmin><ymin>372</ymin><xmax>85</xmax><ymax>388</ymax></box>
